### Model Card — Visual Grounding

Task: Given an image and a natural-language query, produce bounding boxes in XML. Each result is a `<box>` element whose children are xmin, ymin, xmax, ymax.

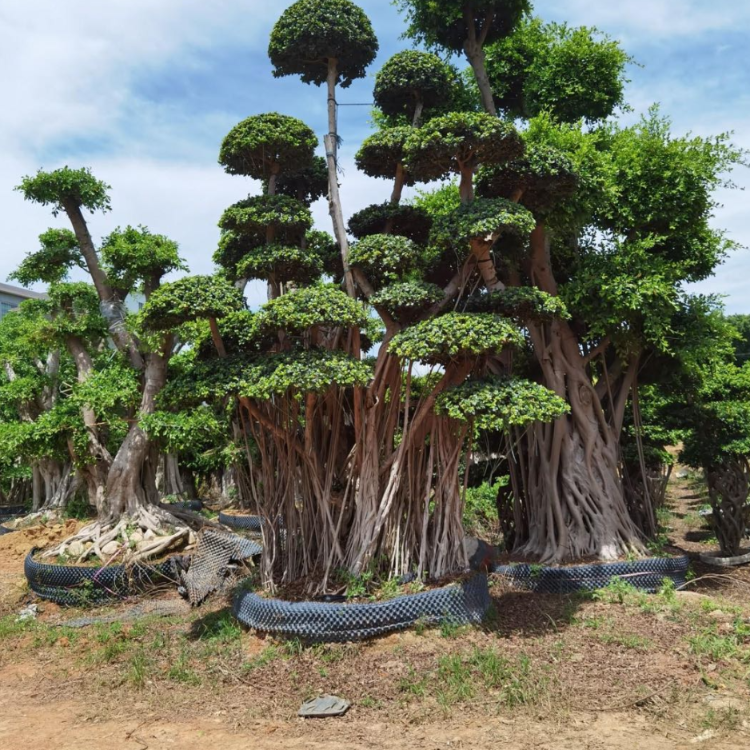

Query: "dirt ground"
<box><xmin>2</xmin><ymin>471</ymin><xmax>750</xmax><ymax>749</ymax></box>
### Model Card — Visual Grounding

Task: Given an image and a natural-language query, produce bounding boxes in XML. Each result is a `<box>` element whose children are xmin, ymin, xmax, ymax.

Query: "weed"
<box><xmin>598</xmin><ymin>632</ymin><xmax>653</xmax><ymax>651</ymax></box>
<box><xmin>360</xmin><ymin>695</ymin><xmax>381</xmax><ymax>709</ymax></box>
<box><xmin>242</xmin><ymin>646</ymin><xmax>281</xmax><ymax>672</ymax></box>
<box><xmin>398</xmin><ymin>667</ymin><xmax>427</xmax><ymax>698</ymax></box>
<box><xmin>168</xmin><ymin>649</ymin><xmax>201</xmax><ymax>685</ymax></box>
<box><xmin>192</xmin><ymin>609</ymin><xmax>241</xmax><ymax>644</ymax></box>
<box><xmin>128</xmin><ymin>647</ymin><xmax>149</xmax><ymax>688</ymax></box>
<box><xmin>702</xmin><ymin>706</ymin><xmax>741</xmax><ymax>732</ymax></box>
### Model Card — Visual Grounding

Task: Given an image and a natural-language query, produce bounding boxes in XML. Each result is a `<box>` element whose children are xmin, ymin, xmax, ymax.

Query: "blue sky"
<box><xmin>1</xmin><ymin>0</ymin><xmax>748</xmax><ymax>312</ymax></box>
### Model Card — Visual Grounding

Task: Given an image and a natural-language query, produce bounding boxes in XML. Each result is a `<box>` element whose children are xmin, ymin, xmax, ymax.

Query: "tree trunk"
<box><xmin>706</xmin><ymin>459</ymin><xmax>749</xmax><ymax>557</ymax></box>
<box><xmin>508</xmin><ymin>224</ymin><xmax>643</xmax><ymax>562</ymax></box>
<box><xmin>464</xmin><ymin>42</ymin><xmax>497</xmax><ymax>117</ymax></box>
<box><xmin>62</xmin><ymin>201</ymin><xmax>143</xmax><ymax>370</ymax></box>
<box><xmin>104</xmin><ymin>350</ymin><xmax>169</xmax><ymax>519</ymax></box>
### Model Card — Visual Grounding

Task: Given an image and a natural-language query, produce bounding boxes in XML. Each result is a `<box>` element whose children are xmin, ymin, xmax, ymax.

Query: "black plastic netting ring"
<box><xmin>233</xmin><ymin>574</ymin><xmax>491</xmax><ymax>643</ymax></box>
<box><xmin>24</xmin><ymin>549</ymin><xmax>178</xmax><ymax>605</ymax></box>
<box><xmin>219</xmin><ymin>512</ymin><xmax>263</xmax><ymax>531</ymax></box>
<box><xmin>0</xmin><ymin>505</ymin><xmax>27</xmax><ymax>518</ymax></box>
<box><xmin>493</xmin><ymin>556</ymin><xmax>690</xmax><ymax>594</ymax></box>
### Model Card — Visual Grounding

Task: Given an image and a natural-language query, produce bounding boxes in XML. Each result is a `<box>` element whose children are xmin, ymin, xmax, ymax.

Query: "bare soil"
<box><xmin>1</xmin><ymin>469</ymin><xmax>750</xmax><ymax>749</ymax></box>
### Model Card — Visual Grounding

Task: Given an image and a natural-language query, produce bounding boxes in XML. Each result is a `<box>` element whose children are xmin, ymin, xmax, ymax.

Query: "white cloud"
<box><xmin>539</xmin><ymin>0</ymin><xmax>750</xmax><ymax>40</ymax></box>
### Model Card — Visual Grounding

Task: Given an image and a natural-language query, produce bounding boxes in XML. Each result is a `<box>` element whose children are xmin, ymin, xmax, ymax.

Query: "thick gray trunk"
<box><xmin>103</xmin><ymin>351</ymin><xmax>169</xmax><ymax>520</ymax></box>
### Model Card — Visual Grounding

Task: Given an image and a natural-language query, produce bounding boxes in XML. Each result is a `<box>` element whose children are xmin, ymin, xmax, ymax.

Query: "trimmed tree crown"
<box><xmin>100</xmin><ymin>225</ymin><xmax>186</xmax><ymax>296</ymax></box>
<box><xmin>16</xmin><ymin>167</ymin><xmax>111</xmax><ymax>215</ymax></box>
<box><xmin>219</xmin><ymin>113</ymin><xmax>318</xmax><ymax>179</ymax></box>
<box><xmin>10</xmin><ymin>228</ymin><xmax>84</xmax><ymax>286</ymax></box>
<box><xmin>141</xmin><ymin>275</ymin><xmax>245</xmax><ymax>331</ymax></box>
<box><xmin>374</xmin><ymin>50</ymin><xmax>455</xmax><ymax>119</ymax></box>
<box><xmin>355</xmin><ymin>127</ymin><xmax>416</xmax><ymax>182</ymax></box>
<box><xmin>404</xmin><ymin>112</ymin><xmax>523</xmax><ymax>182</ymax></box>
<box><xmin>397</xmin><ymin>0</ymin><xmax>531</xmax><ymax>53</ymax></box>
<box><xmin>268</xmin><ymin>0</ymin><xmax>379</xmax><ymax>88</ymax></box>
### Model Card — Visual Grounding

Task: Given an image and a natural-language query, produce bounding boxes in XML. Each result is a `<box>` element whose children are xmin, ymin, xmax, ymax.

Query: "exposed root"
<box><xmin>40</xmin><ymin>505</ymin><xmax>192</xmax><ymax>564</ymax></box>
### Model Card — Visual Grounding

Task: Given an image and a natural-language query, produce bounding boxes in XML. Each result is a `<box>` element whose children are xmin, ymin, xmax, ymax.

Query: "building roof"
<box><xmin>0</xmin><ymin>282</ymin><xmax>48</xmax><ymax>300</ymax></box>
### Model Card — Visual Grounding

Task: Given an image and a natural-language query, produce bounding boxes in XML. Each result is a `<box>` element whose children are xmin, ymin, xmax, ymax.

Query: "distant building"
<box><xmin>0</xmin><ymin>282</ymin><xmax>47</xmax><ymax>320</ymax></box>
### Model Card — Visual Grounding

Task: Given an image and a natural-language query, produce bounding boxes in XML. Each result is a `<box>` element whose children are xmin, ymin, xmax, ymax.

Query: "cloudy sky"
<box><xmin>1</xmin><ymin>0</ymin><xmax>748</xmax><ymax>312</ymax></box>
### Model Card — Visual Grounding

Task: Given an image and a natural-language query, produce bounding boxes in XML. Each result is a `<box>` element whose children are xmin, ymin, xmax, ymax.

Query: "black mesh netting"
<box><xmin>24</xmin><ymin>549</ymin><xmax>178</xmax><ymax>606</ymax></box>
<box><xmin>219</xmin><ymin>512</ymin><xmax>263</xmax><ymax>531</ymax></box>
<box><xmin>179</xmin><ymin>529</ymin><xmax>262</xmax><ymax>606</ymax></box>
<box><xmin>232</xmin><ymin>574</ymin><xmax>491</xmax><ymax>643</ymax></box>
<box><xmin>493</xmin><ymin>556</ymin><xmax>690</xmax><ymax>594</ymax></box>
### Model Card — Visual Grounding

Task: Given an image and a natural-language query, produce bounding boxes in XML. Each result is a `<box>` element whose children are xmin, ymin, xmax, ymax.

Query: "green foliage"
<box><xmin>374</xmin><ymin>50</ymin><xmax>455</xmax><ymax>121</ymax></box>
<box><xmin>435</xmin><ymin>377</ymin><xmax>569</xmax><ymax>431</ymax></box>
<box><xmin>141</xmin><ymin>275</ymin><xmax>245</xmax><ymax>331</ymax></box>
<box><xmin>141</xmin><ymin>408</ymin><xmax>228</xmax><ymax>455</ymax></box>
<box><xmin>349</xmin><ymin>234</ymin><xmax>422</xmax><ymax>286</ymax></box>
<box><xmin>348</xmin><ymin>203</ymin><xmax>432</xmax><ymax>245</ymax></box>
<box><xmin>599</xmin><ymin>108</ymin><xmax>744</xmax><ymax>283</ymax></box>
<box><xmin>355</xmin><ymin>126</ymin><xmax>415</xmax><ymax>181</ymax></box>
<box><xmin>100</xmin><ymin>225</ymin><xmax>186</xmax><ymax>296</ymax></box>
<box><xmin>463</xmin><ymin>478</ymin><xmax>502</xmax><ymax>534</ymax></box>
<box><xmin>389</xmin><ymin>313</ymin><xmax>523</xmax><ymax>364</ymax></box>
<box><xmin>16</xmin><ymin>166</ymin><xmax>111</xmax><ymax>216</ymax></box>
<box><xmin>255</xmin><ymin>284</ymin><xmax>367</xmax><ymax>334</ymax></box>
<box><xmin>476</xmin><ymin>143</ymin><xmax>578</xmax><ymax>216</ymax></box>
<box><xmin>268</xmin><ymin>0</ymin><xmax>378</xmax><ymax>88</ymax></box>
<box><xmin>486</xmin><ymin>18</ymin><xmax>630</xmax><ymax>123</ymax></box>
<box><xmin>169</xmin><ymin>351</ymin><xmax>372</xmax><ymax>403</ymax></box>
<box><xmin>370</xmin><ymin>281</ymin><xmax>443</xmax><ymax>322</ymax></box>
<box><xmin>236</xmin><ymin>243</ymin><xmax>323</xmax><ymax>285</ymax></box>
<box><xmin>272</xmin><ymin>156</ymin><xmax>329</xmax><ymax>205</ymax></box>
<box><xmin>727</xmin><ymin>315</ymin><xmax>750</xmax><ymax>365</ymax></box>
<box><xmin>10</xmin><ymin>229</ymin><xmax>84</xmax><ymax>285</ymax></box>
<box><xmin>404</xmin><ymin>112</ymin><xmax>523</xmax><ymax>182</ymax></box>
<box><xmin>397</xmin><ymin>0</ymin><xmax>531</xmax><ymax>54</ymax></box>
<box><xmin>561</xmin><ymin>237</ymin><xmax>682</xmax><ymax>355</ymax></box>
<box><xmin>467</xmin><ymin>288</ymin><xmax>570</xmax><ymax>323</ymax></box>
<box><xmin>219</xmin><ymin>113</ymin><xmax>318</xmax><ymax>179</ymax></box>
<box><xmin>681</xmin><ymin>363</ymin><xmax>750</xmax><ymax>468</ymax></box>
<box><xmin>46</xmin><ymin>283</ymin><xmax>108</xmax><ymax>341</ymax></box>
<box><xmin>219</xmin><ymin>194</ymin><xmax>312</xmax><ymax>236</ymax></box>
<box><xmin>430</xmin><ymin>197</ymin><xmax>535</xmax><ymax>252</ymax></box>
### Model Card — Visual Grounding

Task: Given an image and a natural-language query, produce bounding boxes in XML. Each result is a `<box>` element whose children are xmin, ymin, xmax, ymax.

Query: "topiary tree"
<box><xmin>11</xmin><ymin>181</ymin><xmax>202</xmax><ymax>557</ymax></box>
<box><xmin>681</xmin><ymin>362</ymin><xmax>750</xmax><ymax>557</ymax></box>
<box><xmin>398</xmin><ymin>3</ymin><xmax>743</xmax><ymax>563</ymax></box>
<box><xmin>397</xmin><ymin>0</ymin><xmax>531</xmax><ymax>115</ymax></box>
<box><xmin>269</xmin><ymin>0</ymin><xmax>378</xmax><ymax>300</ymax></box>
<box><xmin>179</xmin><ymin>2</ymin><xmax>568</xmax><ymax>592</ymax></box>
<box><xmin>374</xmin><ymin>50</ymin><xmax>457</xmax><ymax>127</ymax></box>
<box><xmin>0</xmin><ymin>299</ymin><xmax>81</xmax><ymax>513</ymax></box>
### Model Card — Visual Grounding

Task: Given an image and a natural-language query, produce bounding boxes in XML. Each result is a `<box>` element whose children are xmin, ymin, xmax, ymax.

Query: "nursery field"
<box><xmin>1</xmin><ymin>471</ymin><xmax>750</xmax><ymax>750</ymax></box>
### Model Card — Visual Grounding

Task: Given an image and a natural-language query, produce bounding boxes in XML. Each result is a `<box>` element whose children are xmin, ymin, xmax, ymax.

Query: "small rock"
<box><xmin>676</xmin><ymin>469</ymin><xmax>689</xmax><ymax>479</ymax></box>
<box><xmin>707</xmin><ymin>609</ymin><xmax>732</xmax><ymax>622</ymax></box>
<box><xmin>188</xmin><ymin>531</ymin><xmax>197</xmax><ymax>546</ymax></box>
<box><xmin>130</xmin><ymin>531</ymin><xmax>144</xmax><ymax>543</ymax></box>
<box><xmin>101</xmin><ymin>541</ymin><xmax>119</xmax><ymax>556</ymax></box>
<box><xmin>691</xmin><ymin>729</ymin><xmax>716</xmax><ymax>744</ymax></box>
<box><xmin>68</xmin><ymin>541</ymin><xmax>84</xmax><ymax>557</ymax></box>
<box><xmin>144</xmin><ymin>529</ymin><xmax>156</xmax><ymax>541</ymax></box>
<box><xmin>16</xmin><ymin>604</ymin><xmax>38</xmax><ymax>622</ymax></box>
<box><xmin>464</xmin><ymin>536</ymin><xmax>499</xmax><ymax>571</ymax></box>
<box><xmin>298</xmin><ymin>695</ymin><xmax>350</xmax><ymax>718</ymax></box>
